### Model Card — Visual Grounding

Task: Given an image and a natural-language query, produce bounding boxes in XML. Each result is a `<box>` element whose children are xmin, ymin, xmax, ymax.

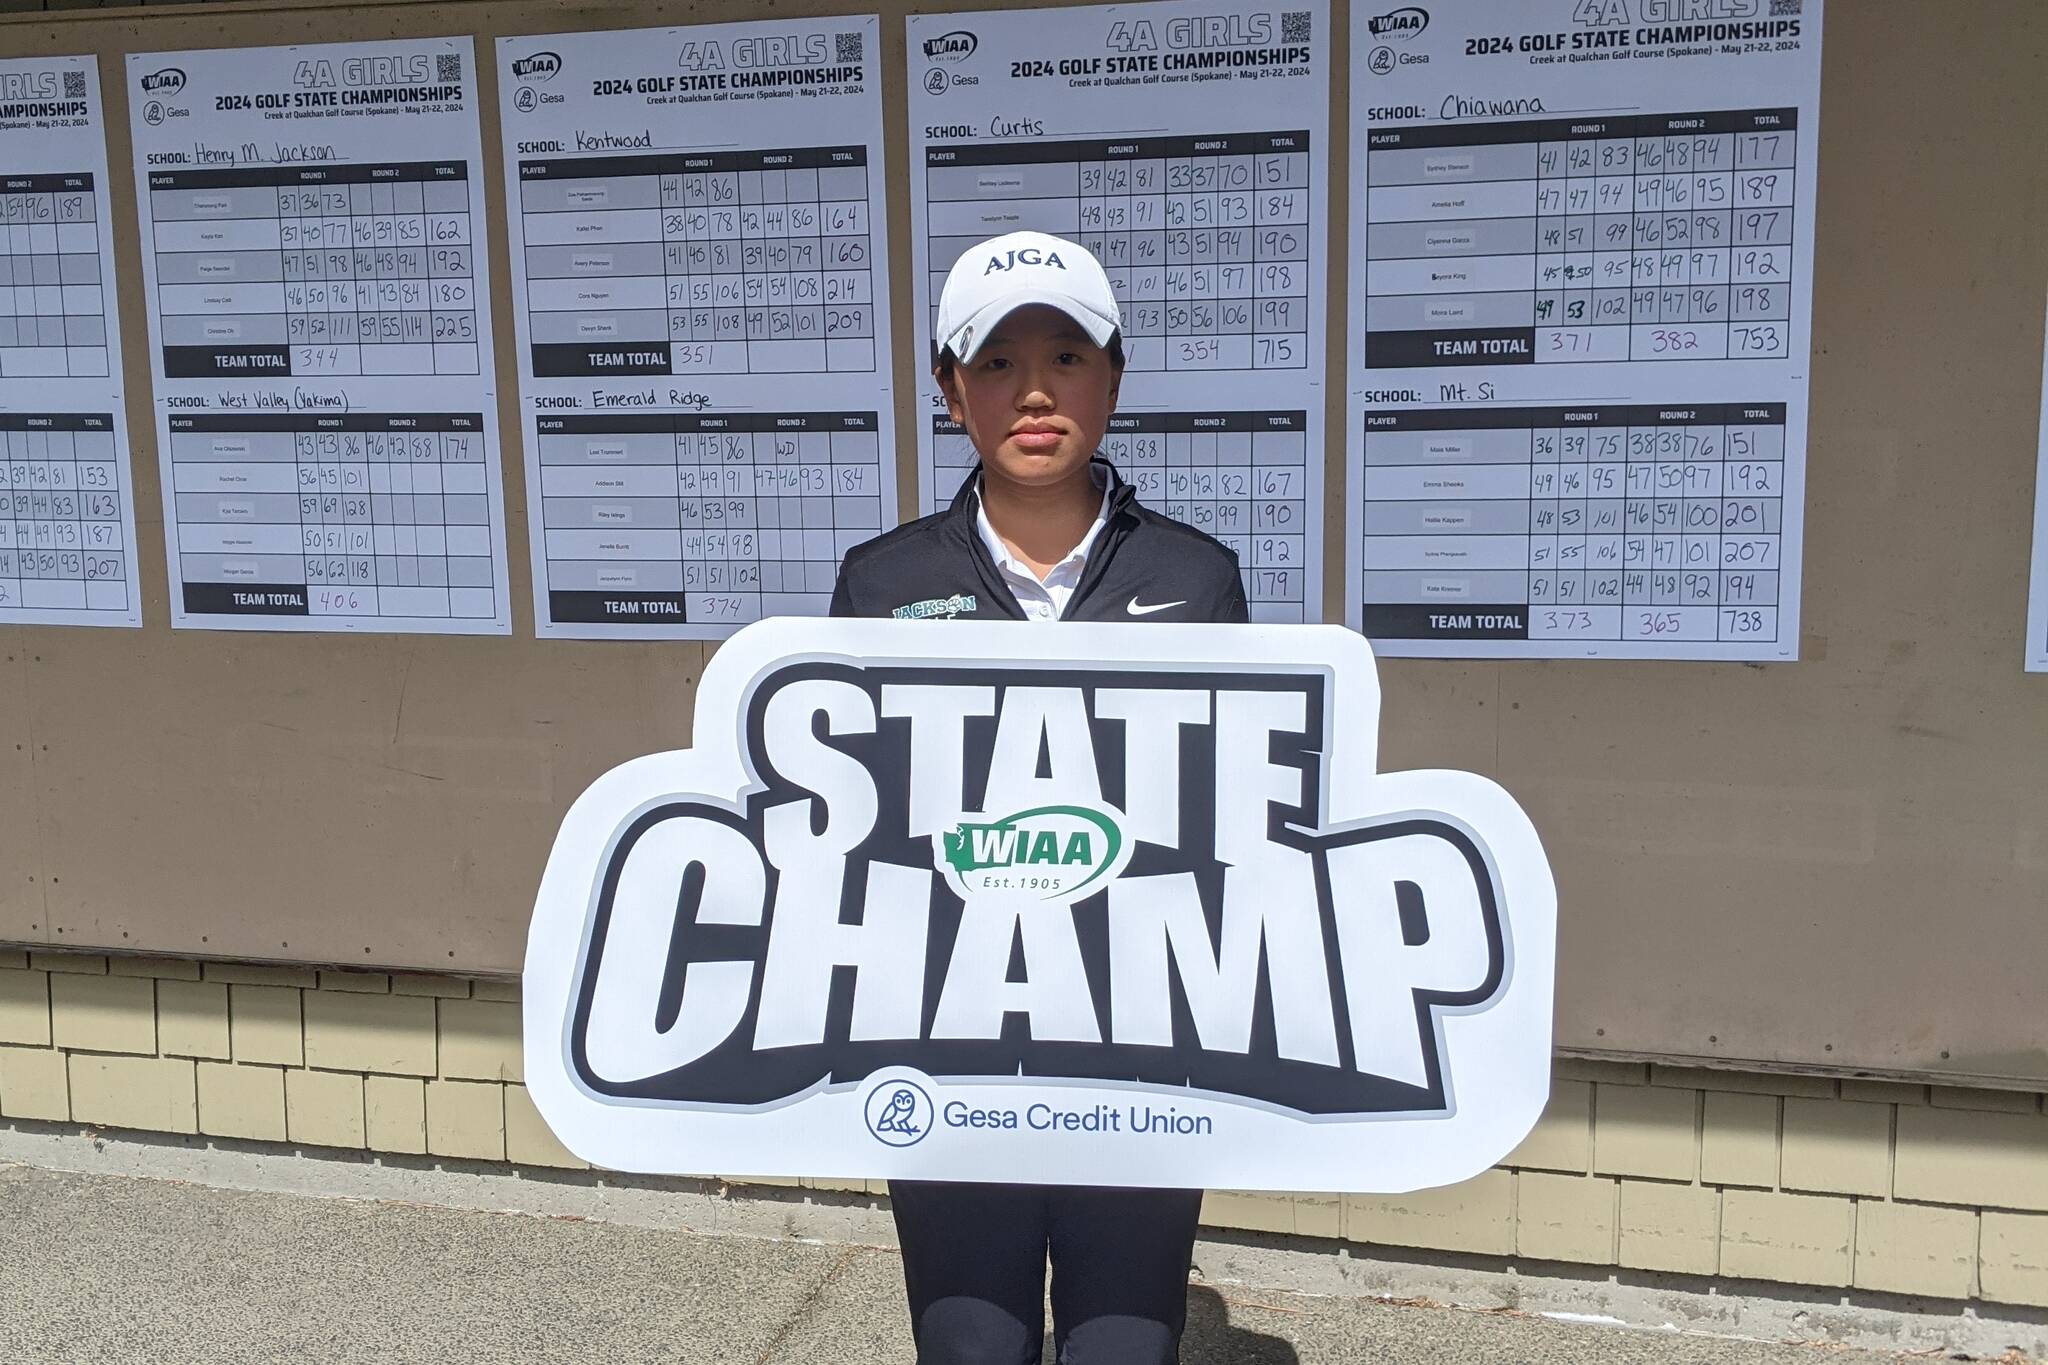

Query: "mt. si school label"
<box><xmin>524</xmin><ymin>619</ymin><xmax>1557</xmax><ymax>1191</ymax></box>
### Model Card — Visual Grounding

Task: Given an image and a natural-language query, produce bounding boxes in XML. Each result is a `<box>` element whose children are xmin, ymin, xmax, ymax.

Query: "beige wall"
<box><xmin>0</xmin><ymin>0</ymin><xmax>2044</xmax><ymax>1082</ymax></box>
<box><xmin>5</xmin><ymin>945</ymin><xmax>2048</xmax><ymax>1306</ymax></box>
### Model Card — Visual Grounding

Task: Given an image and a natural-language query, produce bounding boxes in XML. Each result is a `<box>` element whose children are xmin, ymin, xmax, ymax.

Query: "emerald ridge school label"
<box><xmin>524</xmin><ymin>619</ymin><xmax>1557</xmax><ymax>1191</ymax></box>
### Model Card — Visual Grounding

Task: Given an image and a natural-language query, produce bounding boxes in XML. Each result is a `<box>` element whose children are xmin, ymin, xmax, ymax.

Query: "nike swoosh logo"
<box><xmin>1126</xmin><ymin>597</ymin><xmax>1186</xmax><ymax>617</ymax></box>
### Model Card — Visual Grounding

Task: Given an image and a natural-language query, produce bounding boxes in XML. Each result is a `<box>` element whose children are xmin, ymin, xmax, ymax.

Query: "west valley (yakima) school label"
<box><xmin>524</xmin><ymin>619</ymin><xmax>1556</xmax><ymax>1191</ymax></box>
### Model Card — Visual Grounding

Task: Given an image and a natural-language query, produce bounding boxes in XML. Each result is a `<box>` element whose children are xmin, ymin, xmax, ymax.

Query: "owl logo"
<box><xmin>863</xmin><ymin>1078</ymin><xmax>934</xmax><ymax>1147</ymax></box>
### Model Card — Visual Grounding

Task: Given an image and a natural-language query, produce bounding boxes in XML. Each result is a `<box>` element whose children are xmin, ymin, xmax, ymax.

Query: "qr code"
<box><xmin>63</xmin><ymin>70</ymin><xmax>87</xmax><ymax>99</ymax></box>
<box><xmin>436</xmin><ymin>52</ymin><xmax>464</xmax><ymax>83</ymax></box>
<box><xmin>1769</xmin><ymin>0</ymin><xmax>1802</xmax><ymax>12</ymax></box>
<box><xmin>1282</xmin><ymin>10</ymin><xmax>1313</xmax><ymax>42</ymax></box>
<box><xmin>835</xmin><ymin>31</ymin><xmax>865</xmax><ymax>64</ymax></box>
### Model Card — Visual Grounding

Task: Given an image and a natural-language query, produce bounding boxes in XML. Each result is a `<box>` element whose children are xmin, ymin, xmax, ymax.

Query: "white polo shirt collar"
<box><xmin>972</xmin><ymin>467</ymin><xmax>1112</xmax><ymax>621</ymax></box>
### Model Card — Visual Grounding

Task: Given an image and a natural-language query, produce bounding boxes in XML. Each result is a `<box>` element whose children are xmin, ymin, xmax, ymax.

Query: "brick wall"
<box><xmin>0</xmin><ymin>948</ymin><xmax>572</xmax><ymax>1166</ymax></box>
<box><xmin>3</xmin><ymin>946</ymin><xmax>2046</xmax><ymax>1306</ymax></box>
<box><xmin>1333</xmin><ymin>1061</ymin><xmax>2048</xmax><ymax>1301</ymax></box>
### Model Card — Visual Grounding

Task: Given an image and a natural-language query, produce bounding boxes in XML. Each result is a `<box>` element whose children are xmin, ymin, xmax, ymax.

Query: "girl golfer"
<box><xmin>831</xmin><ymin>230</ymin><xmax>1246</xmax><ymax>1364</ymax></box>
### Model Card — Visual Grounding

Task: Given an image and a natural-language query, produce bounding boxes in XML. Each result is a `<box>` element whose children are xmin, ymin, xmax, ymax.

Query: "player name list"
<box><xmin>933</xmin><ymin>409</ymin><xmax>1310</xmax><ymax>621</ymax></box>
<box><xmin>1363</xmin><ymin>109</ymin><xmax>1798</xmax><ymax>367</ymax></box>
<box><xmin>166</xmin><ymin>411</ymin><xmax>500</xmax><ymax>622</ymax></box>
<box><xmin>516</xmin><ymin>147</ymin><xmax>876</xmax><ymax>380</ymax></box>
<box><xmin>533</xmin><ymin>409</ymin><xmax>884</xmax><ymax>628</ymax></box>
<box><xmin>923</xmin><ymin>131</ymin><xmax>1312</xmax><ymax>374</ymax></box>
<box><xmin>145</xmin><ymin>162</ymin><xmax>479</xmax><ymax>380</ymax></box>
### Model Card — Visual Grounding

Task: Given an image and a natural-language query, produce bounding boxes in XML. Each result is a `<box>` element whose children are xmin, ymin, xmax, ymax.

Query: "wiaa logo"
<box><xmin>138</xmin><ymin>68</ymin><xmax>186</xmax><ymax>95</ymax></box>
<box><xmin>511</xmin><ymin>52</ymin><xmax>562</xmax><ymax>82</ymax></box>
<box><xmin>922</xmin><ymin>30</ymin><xmax>978</xmax><ymax>63</ymax></box>
<box><xmin>557</xmin><ymin>636</ymin><xmax>1520</xmax><ymax>1119</ymax></box>
<box><xmin>1368</xmin><ymin>7</ymin><xmax>1430</xmax><ymax>40</ymax></box>
<box><xmin>941</xmin><ymin>804</ymin><xmax>1129</xmax><ymax>902</ymax></box>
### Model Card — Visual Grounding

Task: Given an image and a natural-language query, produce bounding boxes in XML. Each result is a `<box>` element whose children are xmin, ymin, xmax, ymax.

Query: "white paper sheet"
<box><xmin>908</xmin><ymin>1</ymin><xmax>1330</xmax><ymax>624</ymax></box>
<box><xmin>127</xmin><ymin>38</ymin><xmax>512</xmax><ymax>634</ymax></box>
<box><xmin>0</xmin><ymin>56</ymin><xmax>142</xmax><ymax>628</ymax></box>
<box><xmin>1346</xmin><ymin>1</ymin><xmax>1822</xmax><ymax>659</ymax></box>
<box><xmin>2028</xmin><ymin>290</ymin><xmax>2048</xmax><ymax>673</ymax></box>
<box><xmin>497</xmin><ymin>17</ymin><xmax>898</xmax><ymax>639</ymax></box>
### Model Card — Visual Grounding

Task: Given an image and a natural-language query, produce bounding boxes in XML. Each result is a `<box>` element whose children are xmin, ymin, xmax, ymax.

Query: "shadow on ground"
<box><xmin>1183</xmin><ymin>1284</ymin><xmax>1302</xmax><ymax>1364</ymax></box>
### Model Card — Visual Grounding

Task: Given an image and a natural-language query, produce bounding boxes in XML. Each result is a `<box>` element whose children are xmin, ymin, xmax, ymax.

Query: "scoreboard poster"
<box><xmin>908</xmin><ymin>0</ymin><xmax>1330</xmax><ymax>625</ymax></box>
<box><xmin>498</xmin><ymin>16</ymin><xmax>898</xmax><ymax>640</ymax></box>
<box><xmin>127</xmin><ymin>38</ymin><xmax>514</xmax><ymax>635</ymax></box>
<box><xmin>1345</xmin><ymin>0</ymin><xmax>1823</xmax><ymax>660</ymax></box>
<box><xmin>0</xmin><ymin>56</ymin><xmax>141</xmax><ymax>629</ymax></box>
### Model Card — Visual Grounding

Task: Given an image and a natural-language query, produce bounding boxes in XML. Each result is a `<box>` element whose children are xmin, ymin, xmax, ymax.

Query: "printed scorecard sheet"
<box><xmin>1346</xmin><ymin>0</ymin><xmax>1822</xmax><ymax>659</ymax></box>
<box><xmin>498</xmin><ymin>17</ymin><xmax>897</xmax><ymax>639</ymax></box>
<box><xmin>0</xmin><ymin>56</ymin><xmax>142</xmax><ymax>628</ymax></box>
<box><xmin>908</xmin><ymin>0</ymin><xmax>1329</xmax><ymax>624</ymax></box>
<box><xmin>127</xmin><ymin>38</ymin><xmax>513</xmax><ymax>634</ymax></box>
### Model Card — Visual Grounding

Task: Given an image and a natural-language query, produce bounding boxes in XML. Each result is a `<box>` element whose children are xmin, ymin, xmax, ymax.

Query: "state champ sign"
<box><xmin>524</xmin><ymin>620</ymin><xmax>1557</xmax><ymax>1192</ymax></box>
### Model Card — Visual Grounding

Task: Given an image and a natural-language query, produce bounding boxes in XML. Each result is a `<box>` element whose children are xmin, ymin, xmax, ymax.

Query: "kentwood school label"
<box><xmin>524</xmin><ymin>619</ymin><xmax>1557</xmax><ymax>1192</ymax></box>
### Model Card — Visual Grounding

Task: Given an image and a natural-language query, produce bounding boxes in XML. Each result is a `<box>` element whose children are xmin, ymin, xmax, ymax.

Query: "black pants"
<box><xmin>889</xmin><ymin>1180</ymin><xmax>1204</xmax><ymax>1365</ymax></box>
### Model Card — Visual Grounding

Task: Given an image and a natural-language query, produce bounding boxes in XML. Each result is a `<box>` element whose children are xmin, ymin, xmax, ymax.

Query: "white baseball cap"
<box><xmin>933</xmin><ymin>230</ymin><xmax>1121</xmax><ymax>366</ymax></box>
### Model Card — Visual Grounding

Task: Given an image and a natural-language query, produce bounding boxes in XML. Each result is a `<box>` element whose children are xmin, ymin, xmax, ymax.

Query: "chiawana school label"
<box><xmin>524</xmin><ymin>619</ymin><xmax>1558</xmax><ymax>1193</ymax></box>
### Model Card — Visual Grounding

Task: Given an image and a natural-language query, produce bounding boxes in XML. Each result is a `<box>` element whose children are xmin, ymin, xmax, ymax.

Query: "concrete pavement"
<box><xmin>0</xmin><ymin>1160</ymin><xmax>1947</xmax><ymax>1365</ymax></box>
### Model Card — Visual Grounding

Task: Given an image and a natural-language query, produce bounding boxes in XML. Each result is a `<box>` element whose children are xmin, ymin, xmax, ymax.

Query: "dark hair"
<box><xmin>933</xmin><ymin>329</ymin><xmax>1126</xmax><ymax>378</ymax></box>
